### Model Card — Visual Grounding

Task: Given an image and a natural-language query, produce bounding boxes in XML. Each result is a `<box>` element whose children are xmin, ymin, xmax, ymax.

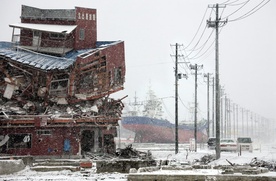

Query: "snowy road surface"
<box><xmin>1</xmin><ymin>143</ymin><xmax>276</xmax><ymax>180</ymax></box>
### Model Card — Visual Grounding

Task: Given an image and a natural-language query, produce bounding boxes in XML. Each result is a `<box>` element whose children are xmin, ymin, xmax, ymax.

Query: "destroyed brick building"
<box><xmin>0</xmin><ymin>5</ymin><xmax>125</xmax><ymax>157</ymax></box>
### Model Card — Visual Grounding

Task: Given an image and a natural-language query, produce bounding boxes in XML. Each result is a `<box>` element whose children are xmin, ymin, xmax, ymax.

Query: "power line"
<box><xmin>185</xmin><ymin>29</ymin><xmax>215</xmax><ymax>60</ymax></box>
<box><xmin>189</xmin><ymin>26</ymin><xmax>224</xmax><ymax>61</ymax></box>
<box><xmin>228</xmin><ymin>0</ymin><xmax>270</xmax><ymax>22</ymax></box>
<box><xmin>220</xmin><ymin>0</ymin><xmax>233</xmax><ymax>4</ymax></box>
<box><xmin>221</xmin><ymin>0</ymin><xmax>250</xmax><ymax>20</ymax></box>
<box><xmin>161</xmin><ymin>99</ymin><xmax>174</xmax><ymax>120</ymax></box>
<box><xmin>223</xmin><ymin>0</ymin><xmax>249</xmax><ymax>6</ymax></box>
<box><xmin>178</xmin><ymin>96</ymin><xmax>191</xmax><ymax>111</ymax></box>
<box><xmin>183</xmin><ymin>6</ymin><xmax>214</xmax><ymax>53</ymax></box>
<box><xmin>184</xmin><ymin>7</ymin><xmax>210</xmax><ymax>50</ymax></box>
<box><xmin>184</xmin><ymin>25</ymin><xmax>208</xmax><ymax>54</ymax></box>
<box><xmin>183</xmin><ymin>4</ymin><xmax>225</xmax><ymax>62</ymax></box>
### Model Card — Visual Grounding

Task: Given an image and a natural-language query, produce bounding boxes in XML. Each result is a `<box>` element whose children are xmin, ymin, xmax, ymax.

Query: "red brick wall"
<box><xmin>2</xmin><ymin>127</ymin><xmax>80</xmax><ymax>156</ymax></box>
<box><xmin>71</xmin><ymin>41</ymin><xmax>125</xmax><ymax>99</ymax></box>
<box><xmin>1</xmin><ymin>125</ymin><xmax>117</xmax><ymax>156</ymax></box>
<box><xmin>102</xmin><ymin>41</ymin><xmax>126</xmax><ymax>81</ymax></box>
<box><xmin>75</xmin><ymin>7</ymin><xmax>97</xmax><ymax>49</ymax></box>
<box><xmin>20</xmin><ymin>6</ymin><xmax>97</xmax><ymax>50</ymax></box>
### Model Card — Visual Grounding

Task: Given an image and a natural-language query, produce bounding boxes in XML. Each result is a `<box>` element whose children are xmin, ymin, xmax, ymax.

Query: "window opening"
<box><xmin>37</xmin><ymin>130</ymin><xmax>52</xmax><ymax>135</ymax></box>
<box><xmin>50</xmin><ymin>33</ymin><xmax>65</xmax><ymax>40</ymax></box>
<box><xmin>114</xmin><ymin>67</ymin><xmax>122</xmax><ymax>84</ymax></box>
<box><xmin>8</xmin><ymin>134</ymin><xmax>32</xmax><ymax>149</ymax></box>
<box><xmin>79</xmin><ymin>29</ymin><xmax>85</xmax><ymax>40</ymax></box>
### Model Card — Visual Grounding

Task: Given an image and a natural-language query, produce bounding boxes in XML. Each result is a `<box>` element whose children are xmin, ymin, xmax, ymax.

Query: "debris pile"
<box><xmin>116</xmin><ymin>144</ymin><xmax>153</xmax><ymax>160</ymax></box>
<box><xmin>193</xmin><ymin>154</ymin><xmax>216</xmax><ymax>165</ymax></box>
<box><xmin>249</xmin><ymin>157</ymin><xmax>276</xmax><ymax>171</ymax></box>
<box><xmin>80</xmin><ymin>145</ymin><xmax>156</xmax><ymax>173</ymax></box>
<box><xmin>0</xmin><ymin>96</ymin><xmax>124</xmax><ymax>122</ymax></box>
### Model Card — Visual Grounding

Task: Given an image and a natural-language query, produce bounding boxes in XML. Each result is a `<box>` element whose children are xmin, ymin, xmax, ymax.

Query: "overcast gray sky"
<box><xmin>0</xmin><ymin>0</ymin><xmax>275</xmax><ymax>123</ymax></box>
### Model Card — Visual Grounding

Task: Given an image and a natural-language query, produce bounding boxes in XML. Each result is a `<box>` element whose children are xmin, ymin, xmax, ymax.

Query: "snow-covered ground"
<box><xmin>1</xmin><ymin>143</ymin><xmax>276</xmax><ymax>180</ymax></box>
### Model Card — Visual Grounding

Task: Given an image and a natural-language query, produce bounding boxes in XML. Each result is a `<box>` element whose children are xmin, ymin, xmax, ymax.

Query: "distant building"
<box><xmin>0</xmin><ymin>5</ymin><xmax>125</xmax><ymax>157</ymax></box>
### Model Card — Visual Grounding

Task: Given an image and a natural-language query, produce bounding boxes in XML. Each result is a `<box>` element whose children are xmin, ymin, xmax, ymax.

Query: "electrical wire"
<box><xmin>184</xmin><ymin>25</ymin><xmax>208</xmax><ymax>54</ymax></box>
<box><xmin>189</xmin><ymin>26</ymin><xmax>224</xmax><ymax>61</ymax></box>
<box><xmin>184</xmin><ymin>7</ymin><xmax>209</xmax><ymax>51</ymax></box>
<box><xmin>183</xmin><ymin>3</ymin><xmax>225</xmax><ymax>62</ymax></box>
<box><xmin>161</xmin><ymin>99</ymin><xmax>174</xmax><ymax>120</ymax></box>
<box><xmin>178</xmin><ymin>96</ymin><xmax>192</xmax><ymax>112</ymax></box>
<box><xmin>223</xmin><ymin>0</ymin><xmax>248</xmax><ymax>6</ymax></box>
<box><xmin>171</xmin><ymin>44</ymin><xmax>191</xmax><ymax>76</ymax></box>
<box><xmin>185</xmin><ymin>29</ymin><xmax>215</xmax><ymax>60</ymax></box>
<box><xmin>228</xmin><ymin>0</ymin><xmax>270</xmax><ymax>22</ymax></box>
<box><xmin>220</xmin><ymin>0</ymin><xmax>233</xmax><ymax>4</ymax></box>
<box><xmin>221</xmin><ymin>0</ymin><xmax>250</xmax><ymax>20</ymax></box>
<box><xmin>184</xmin><ymin>6</ymin><xmax>214</xmax><ymax>53</ymax></box>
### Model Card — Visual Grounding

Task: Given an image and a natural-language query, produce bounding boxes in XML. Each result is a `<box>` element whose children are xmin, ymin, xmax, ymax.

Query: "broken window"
<box><xmin>77</xmin><ymin>57</ymin><xmax>107</xmax><ymax>93</ymax></box>
<box><xmin>8</xmin><ymin>133</ymin><xmax>32</xmax><ymax>149</ymax></box>
<box><xmin>49</xmin><ymin>73</ymin><xmax>69</xmax><ymax>96</ymax></box>
<box><xmin>78</xmin><ymin>71</ymin><xmax>95</xmax><ymax>90</ymax></box>
<box><xmin>50</xmin><ymin>33</ymin><xmax>65</xmax><ymax>40</ymax></box>
<box><xmin>114</xmin><ymin>67</ymin><xmax>122</xmax><ymax>85</ymax></box>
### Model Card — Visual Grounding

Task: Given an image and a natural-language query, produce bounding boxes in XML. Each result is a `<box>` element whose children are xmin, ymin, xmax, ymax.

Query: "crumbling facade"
<box><xmin>0</xmin><ymin>5</ymin><xmax>125</xmax><ymax>157</ymax></box>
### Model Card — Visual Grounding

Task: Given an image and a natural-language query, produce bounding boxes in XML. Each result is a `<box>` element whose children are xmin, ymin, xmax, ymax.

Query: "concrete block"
<box><xmin>0</xmin><ymin>159</ymin><xmax>25</xmax><ymax>175</ymax></box>
<box><xmin>129</xmin><ymin>168</ymin><xmax>137</xmax><ymax>173</ymax></box>
<box><xmin>137</xmin><ymin>166</ymin><xmax>160</xmax><ymax>173</ymax></box>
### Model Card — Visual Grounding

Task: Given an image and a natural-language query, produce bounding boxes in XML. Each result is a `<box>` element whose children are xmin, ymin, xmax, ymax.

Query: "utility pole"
<box><xmin>228</xmin><ymin>99</ymin><xmax>231</xmax><ymax>138</ymax></box>
<box><xmin>171</xmin><ymin>43</ymin><xmax>186</xmax><ymax>154</ymax></box>
<box><xmin>224</xmin><ymin>95</ymin><xmax>227</xmax><ymax>138</ymax></box>
<box><xmin>220</xmin><ymin>86</ymin><xmax>224</xmax><ymax>138</ymax></box>
<box><xmin>241</xmin><ymin>107</ymin><xmax>244</xmax><ymax>136</ymax></box>
<box><xmin>204</xmin><ymin>73</ymin><xmax>211</xmax><ymax>138</ymax></box>
<box><xmin>251</xmin><ymin>112</ymin><xmax>253</xmax><ymax>137</ymax></box>
<box><xmin>212</xmin><ymin>77</ymin><xmax>215</xmax><ymax>137</ymax></box>
<box><xmin>190</xmin><ymin>64</ymin><xmax>203</xmax><ymax>152</ymax></box>
<box><xmin>246</xmin><ymin>110</ymin><xmax>249</xmax><ymax>136</ymax></box>
<box><xmin>174</xmin><ymin>43</ymin><xmax>179</xmax><ymax>154</ymax></box>
<box><xmin>233</xmin><ymin>103</ymin><xmax>235</xmax><ymax>139</ymax></box>
<box><xmin>207</xmin><ymin>3</ymin><xmax>227</xmax><ymax>159</ymax></box>
<box><xmin>236</xmin><ymin>104</ymin><xmax>239</xmax><ymax>137</ymax></box>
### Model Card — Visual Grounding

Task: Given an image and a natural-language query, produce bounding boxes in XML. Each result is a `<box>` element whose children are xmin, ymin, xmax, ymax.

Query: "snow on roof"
<box><xmin>21</xmin><ymin>5</ymin><xmax>76</xmax><ymax>21</ymax></box>
<box><xmin>9</xmin><ymin>23</ymin><xmax>77</xmax><ymax>34</ymax></box>
<box><xmin>0</xmin><ymin>41</ymin><xmax>122</xmax><ymax>71</ymax></box>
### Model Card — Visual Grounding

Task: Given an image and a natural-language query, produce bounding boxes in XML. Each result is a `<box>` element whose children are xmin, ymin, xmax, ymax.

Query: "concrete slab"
<box><xmin>0</xmin><ymin>159</ymin><xmax>25</xmax><ymax>175</ymax></box>
<box><xmin>128</xmin><ymin>169</ymin><xmax>276</xmax><ymax>181</ymax></box>
<box><xmin>128</xmin><ymin>174</ymin><xmax>276</xmax><ymax>181</ymax></box>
